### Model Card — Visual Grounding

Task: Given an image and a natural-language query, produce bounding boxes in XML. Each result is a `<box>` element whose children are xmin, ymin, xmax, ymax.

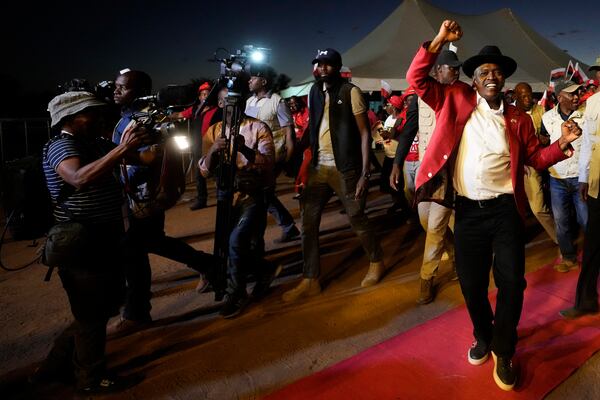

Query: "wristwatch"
<box><xmin>362</xmin><ymin>171</ymin><xmax>371</xmax><ymax>179</ymax></box>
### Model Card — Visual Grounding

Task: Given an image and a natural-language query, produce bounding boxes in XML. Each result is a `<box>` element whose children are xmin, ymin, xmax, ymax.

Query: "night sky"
<box><xmin>1</xmin><ymin>0</ymin><xmax>598</xmax><ymax>113</ymax></box>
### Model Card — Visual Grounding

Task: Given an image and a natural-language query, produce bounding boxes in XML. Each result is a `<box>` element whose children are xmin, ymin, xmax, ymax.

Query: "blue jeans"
<box><xmin>549</xmin><ymin>176</ymin><xmax>588</xmax><ymax>261</ymax></box>
<box><xmin>228</xmin><ymin>192</ymin><xmax>268</xmax><ymax>295</ymax></box>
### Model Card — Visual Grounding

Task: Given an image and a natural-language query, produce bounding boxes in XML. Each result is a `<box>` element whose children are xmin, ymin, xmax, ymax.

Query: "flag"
<box><xmin>549</xmin><ymin>67</ymin><xmax>566</xmax><ymax>82</ymax></box>
<box><xmin>566</xmin><ymin>60</ymin><xmax>575</xmax><ymax>80</ymax></box>
<box><xmin>381</xmin><ymin>80</ymin><xmax>393</xmax><ymax>99</ymax></box>
<box><xmin>570</xmin><ymin>62</ymin><xmax>589</xmax><ymax>84</ymax></box>
<box><xmin>539</xmin><ymin>86</ymin><xmax>555</xmax><ymax>111</ymax></box>
<box><xmin>341</xmin><ymin>66</ymin><xmax>352</xmax><ymax>80</ymax></box>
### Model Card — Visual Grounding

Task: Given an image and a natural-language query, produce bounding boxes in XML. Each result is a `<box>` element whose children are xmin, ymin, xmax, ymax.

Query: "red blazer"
<box><xmin>407</xmin><ymin>43</ymin><xmax>570</xmax><ymax>219</ymax></box>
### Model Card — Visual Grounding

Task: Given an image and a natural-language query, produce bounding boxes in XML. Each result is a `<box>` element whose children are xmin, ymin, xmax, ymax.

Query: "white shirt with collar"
<box><xmin>453</xmin><ymin>93</ymin><xmax>513</xmax><ymax>200</ymax></box>
<box><xmin>542</xmin><ymin>106</ymin><xmax>584</xmax><ymax>179</ymax></box>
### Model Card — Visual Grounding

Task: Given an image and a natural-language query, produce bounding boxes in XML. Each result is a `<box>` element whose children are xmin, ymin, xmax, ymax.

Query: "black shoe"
<box><xmin>251</xmin><ymin>262</ymin><xmax>283</xmax><ymax>300</ymax></box>
<box><xmin>559</xmin><ymin>307</ymin><xmax>599</xmax><ymax>320</ymax></box>
<box><xmin>274</xmin><ymin>226</ymin><xmax>301</xmax><ymax>243</ymax></box>
<box><xmin>29</xmin><ymin>365</ymin><xmax>75</xmax><ymax>385</ymax></box>
<box><xmin>492</xmin><ymin>352</ymin><xmax>516</xmax><ymax>391</ymax></box>
<box><xmin>467</xmin><ymin>339</ymin><xmax>490</xmax><ymax>365</ymax></box>
<box><xmin>219</xmin><ymin>292</ymin><xmax>249</xmax><ymax>319</ymax></box>
<box><xmin>189</xmin><ymin>200</ymin><xmax>207</xmax><ymax>211</ymax></box>
<box><xmin>191</xmin><ymin>255</ymin><xmax>226</xmax><ymax>301</ymax></box>
<box><xmin>77</xmin><ymin>374</ymin><xmax>144</xmax><ymax>395</ymax></box>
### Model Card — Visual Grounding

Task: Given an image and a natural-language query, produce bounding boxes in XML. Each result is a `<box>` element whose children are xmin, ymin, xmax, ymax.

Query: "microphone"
<box><xmin>134</xmin><ymin>85</ymin><xmax>198</xmax><ymax>108</ymax></box>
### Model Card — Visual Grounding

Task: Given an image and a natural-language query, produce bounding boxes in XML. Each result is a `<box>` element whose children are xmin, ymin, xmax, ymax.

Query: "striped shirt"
<box><xmin>42</xmin><ymin>133</ymin><xmax>124</xmax><ymax>224</ymax></box>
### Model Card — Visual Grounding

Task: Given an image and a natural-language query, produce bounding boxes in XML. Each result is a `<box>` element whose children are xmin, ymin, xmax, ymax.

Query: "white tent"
<box><xmin>282</xmin><ymin>0</ymin><xmax>588</xmax><ymax>97</ymax></box>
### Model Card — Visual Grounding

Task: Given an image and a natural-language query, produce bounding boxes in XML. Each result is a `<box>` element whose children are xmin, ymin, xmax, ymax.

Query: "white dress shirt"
<box><xmin>454</xmin><ymin>93</ymin><xmax>513</xmax><ymax>200</ymax></box>
<box><xmin>579</xmin><ymin>112</ymin><xmax>599</xmax><ymax>183</ymax></box>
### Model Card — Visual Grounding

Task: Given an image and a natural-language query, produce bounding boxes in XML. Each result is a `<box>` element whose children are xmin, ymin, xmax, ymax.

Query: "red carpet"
<box><xmin>265</xmin><ymin>266</ymin><xmax>600</xmax><ymax>399</ymax></box>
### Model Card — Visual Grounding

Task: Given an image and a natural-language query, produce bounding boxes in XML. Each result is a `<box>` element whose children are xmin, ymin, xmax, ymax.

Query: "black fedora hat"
<box><xmin>462</xmin><ymin>45</ymin><xmax>517</xmax><ymax>79</ymax></box>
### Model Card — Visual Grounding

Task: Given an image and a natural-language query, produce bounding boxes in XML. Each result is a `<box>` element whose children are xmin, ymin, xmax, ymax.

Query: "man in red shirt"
<box><xmin>409</xmin><ymin>20</ymin><xmax>581</xmax><ymax>390</ymax></box>
<box><xmin>173</xmin><ymin>82</ymin><xmax>221</xmax><ymax>211</ymax></box>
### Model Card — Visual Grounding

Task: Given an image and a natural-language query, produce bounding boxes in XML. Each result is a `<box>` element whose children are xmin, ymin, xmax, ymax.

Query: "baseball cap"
<box><xmin>554</xmin><ymin>80</ymin><xmax>581</xmax><ymax>94</ymax></box>
<box><xmin>198</xmin><ymin>82</ymin><xmax>211</xmax><ymax>92</ymax></box>
<box><xmin>312</xmin><ymin>48</ymin><xmax>342</xmax><ymax>67</ymax></box>
<box><xmin>435</xmin><ymin>50</ymin><xmax>462</xmax><ymax>68</ymax></box>
<box><xmin>388</xmin><ymin>95</ymin><xmax>403</xmax><ymax>110</ymax></box>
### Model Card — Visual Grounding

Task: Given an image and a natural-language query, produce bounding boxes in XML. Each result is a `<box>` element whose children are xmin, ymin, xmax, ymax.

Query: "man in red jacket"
<box><xmin>408</xmin><ymin>20</ymin><xmax>582</xmax><ymax>391</ymax></box>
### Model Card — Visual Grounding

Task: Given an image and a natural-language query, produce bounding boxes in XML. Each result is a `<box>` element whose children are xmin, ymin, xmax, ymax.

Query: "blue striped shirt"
<box><xmin>42</xmin><ymin>133</ymin><xmax>124</xmax><ymax>224</ymax></box>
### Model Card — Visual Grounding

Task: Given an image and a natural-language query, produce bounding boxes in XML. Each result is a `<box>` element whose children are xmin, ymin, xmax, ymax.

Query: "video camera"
<box><xmin>131</xmin><ymin>85</ymin><xmax>198</xmax><ymax>149</ymax></box>
<box><xmin>211</xmin><ymin>45</ymin><xmax>271</xmax><ymax>91</ymax></box>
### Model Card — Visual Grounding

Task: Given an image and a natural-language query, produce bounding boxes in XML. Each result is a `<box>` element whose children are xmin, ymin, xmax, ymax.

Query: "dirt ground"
<box><xmin>1</xmin><ymin>176</ymin><xmax>599</xmax><ymax>399</ymax></box>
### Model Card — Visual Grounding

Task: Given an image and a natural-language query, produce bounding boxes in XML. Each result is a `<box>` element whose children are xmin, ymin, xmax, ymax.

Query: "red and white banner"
<box><xmin>381</xmin><ymin>80</ymin><xmax>392</xmax><ymax>99</ymax></box>
<box><xmin>549</xmin><ymin>67</ymin><xmax>566</xmax><ymax>82</ymax></box>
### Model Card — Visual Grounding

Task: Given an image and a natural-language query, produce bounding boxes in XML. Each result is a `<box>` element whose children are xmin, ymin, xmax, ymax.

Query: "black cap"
<box><xmin>312</xmin><ymin>48</ymin><xmax>342</xmax><ymax>67</ymax></box>
<box><xmin>462</xmin><ymin>45</ymin><xmax>517</xmax><ymax>79</ymax></box>
<box><xmin>435</xmin><ymin>50</ymin><xmax>462</xmax><ymax>68</ymax></box>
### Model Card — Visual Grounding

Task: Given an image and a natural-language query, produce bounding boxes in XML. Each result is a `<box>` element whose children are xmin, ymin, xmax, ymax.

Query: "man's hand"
<box><xmin>120</xmin><ymin>122</ymin><xmax>151</xmax><ymax>150</ymax></box>
<box><xmin>429</xmin><ymin>20</ymin><xmax>463</xmax><ymax>53</ymax></box>
<box><xmin>210</xmin><ymin>137</ymin><xmax>229</xmax><ymax>154</ymax></box>
<box><xmin>579</xmin><ymin>182</ymin><xmax>589</xmax><ymax>202</ymax></box>
<box><xmin>390</xmin><ymin>164</ymin><xmax>402</xmax><ymax>191</ymax></box>
<box><xmin>380</xmin><ymin>128</ymin><xmax>392</xmax><ymax>141</ymax></box>
<box><xmin>558</xmin><ymin>120</ymin><xmax>582</xmax><ymax>150</ymax></box>
<box><xmin>355</xmin><ymin>176</ymin><xmax>369</xmax><ymax>200</ymax></box>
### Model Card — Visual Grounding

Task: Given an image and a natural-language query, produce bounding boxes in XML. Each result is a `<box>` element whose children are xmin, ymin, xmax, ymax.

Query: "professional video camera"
<box><xmin>130</xmin><ymin>84</ymin><xmax>198</xmax><ymax>150</ymax></box>
<box><xmin>211</xmin><ymin>45</ymin><xmax>271</xmax><ymax>90</ymax></box>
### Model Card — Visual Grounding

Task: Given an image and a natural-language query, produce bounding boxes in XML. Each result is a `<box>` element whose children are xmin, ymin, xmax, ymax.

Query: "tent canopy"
<box><xmin>282</xmin><ymin>0</ymin><xmax>587</xmax><ymax>97</ymax></box>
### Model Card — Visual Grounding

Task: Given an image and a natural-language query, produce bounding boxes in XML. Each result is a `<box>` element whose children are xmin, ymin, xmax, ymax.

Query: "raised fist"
<box><xmin>436</xmin><ymin>20</ymin><xmax>463</xmax><ymax>44</ymax></box>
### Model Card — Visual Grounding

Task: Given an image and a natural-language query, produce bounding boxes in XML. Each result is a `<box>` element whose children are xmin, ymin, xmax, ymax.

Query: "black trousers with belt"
<box><xmin>574</xmin><ymin>195</ymin><xmax>600</xmax><ymax>311</ymax></box>
<box><xmin>454</xmin><ymin>194</ymin><xmax>527</xmax><ymax>358</ymax></box>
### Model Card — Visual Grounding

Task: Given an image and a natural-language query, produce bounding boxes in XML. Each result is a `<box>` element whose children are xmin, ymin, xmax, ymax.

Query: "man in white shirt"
<box><xmin>541</xmin><ymin>80</ymin><xmax>587</xmax><ymax>272</ymax></box>
<box><xmin>560</xmin><ymin>90</ymin><xmax>600</xmax><ymax>319</ymax></box>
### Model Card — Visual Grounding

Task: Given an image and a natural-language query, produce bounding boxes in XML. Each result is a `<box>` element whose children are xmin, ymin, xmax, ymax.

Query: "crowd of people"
<box><xmin>33</xmin><ymin>19</ymin><xmax>600</xmax><ymax>395</ymax></box>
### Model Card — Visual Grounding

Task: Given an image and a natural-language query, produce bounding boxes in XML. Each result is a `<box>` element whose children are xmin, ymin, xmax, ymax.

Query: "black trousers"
<box><xmin>381</xmin><ymin>157</ymin><xmax>408</xmax><ymax>208</ymax></box>
<box><xmin>122</xmin><ymin>211</ymin><xmax>214</xmax><ymax>320</ymax></box>
<box><xmin>575</xmin><ymin>195</ymin><xmax>600</xmax><ymax>311</ymax></box>
<box><xmin>40</xmin><ymin>222</ymin><xmax>125</xmax><ymax>388</ymax></box>
<box><xmin>454</xmin><ymin>195</ymin><xmax>526</xmax><ymax>358</ymax></box>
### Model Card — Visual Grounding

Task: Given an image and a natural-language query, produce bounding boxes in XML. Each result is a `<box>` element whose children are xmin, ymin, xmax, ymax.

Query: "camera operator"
<box><xmin>34</xmin><ymin>92</ymin><xmax>147</xmax><ymax>394</ymax></box>
<box><xmin>109</xmin><ymin>70</ymin><xmax>221</xmax><ymax>336</ymax></box>
<box><xmin>245</xmin><ymin>65</ymin><xmax>301</xmax><ymax>243</ymax></box>
<box><xmin>200</xmin><ymin>87</ymin><xmax>278</xmax><ymax>318</ymax></box>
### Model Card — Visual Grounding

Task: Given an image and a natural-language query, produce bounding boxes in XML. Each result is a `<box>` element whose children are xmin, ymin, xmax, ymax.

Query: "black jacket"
<box><xmin>308</xmin><ymin>80</ymin><xmax>363</xmax><ymax>173</ymax></box>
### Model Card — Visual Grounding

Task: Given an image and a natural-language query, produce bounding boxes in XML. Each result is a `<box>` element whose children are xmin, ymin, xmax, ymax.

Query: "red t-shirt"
<box><xmin>406</xmin><ymin>134</ymin><xmax>419</xmax><ymax>162</ymax></box>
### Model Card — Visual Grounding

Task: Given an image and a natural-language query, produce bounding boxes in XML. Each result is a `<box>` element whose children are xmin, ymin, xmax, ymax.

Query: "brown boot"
<box><xmin>361</xmin><ymin>261</ymin><xmax>386</xmax><ymax>287</ymax></box>
<box><xmin>282</xmin><ymin>278</ymin><xmax>321</xmax><ymax>302</ymax></box>
<box><xmin>416</xmin><ymin>278</ymin><xmax>435</xmax><ymax>305</ymax></box>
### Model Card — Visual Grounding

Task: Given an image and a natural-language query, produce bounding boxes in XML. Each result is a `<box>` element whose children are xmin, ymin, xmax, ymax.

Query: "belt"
<box><xmin>455</xmin><ymin>194</ymin><xmax>513</xmax><ymax>209</ymax></box>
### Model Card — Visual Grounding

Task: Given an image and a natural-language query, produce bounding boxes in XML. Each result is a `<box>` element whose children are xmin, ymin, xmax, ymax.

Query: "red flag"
<box><xmin>570</xmin><ymin>62</ymin><xmax>589</xmax><ymax>84</ymax></box>
<box><xmin>549</xmin><ymin>67</ymin><xmax>566</xmax><ymax>82</ymax></box>
<box><xmin>340</xmin><ymin>66</ymin><xmax>352</xmax><ymax>80</ymax></box>
<box><xmin>539</xmin><ymin>86</ymin><xmax>555</xmax><ymax>111</ymax></box>
<box><xmin>381</xmin><ymin>80</ymin><xmax>392</xmax><ymax>99</ymax></box>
